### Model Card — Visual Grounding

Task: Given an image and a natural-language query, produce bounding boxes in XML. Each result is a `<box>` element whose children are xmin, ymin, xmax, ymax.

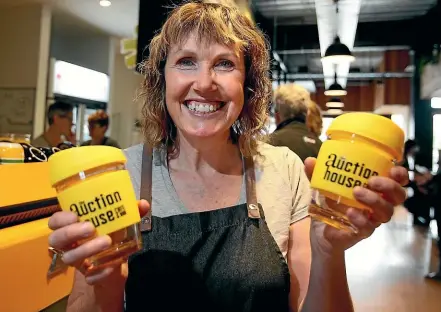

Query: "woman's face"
<box><xmin>164</xmin><ymin>33</ymin><xmax>246</xmax><ymax>140</ymax></box>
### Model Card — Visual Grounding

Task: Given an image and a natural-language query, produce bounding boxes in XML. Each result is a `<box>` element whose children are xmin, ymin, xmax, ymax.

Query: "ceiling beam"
<box><xmin>275</xmin><ymin>45</ymin><xmax>410</xmax><ymax>55</ymax></box>
<box><xmin>253</xmin><ymin>0</ymin><xmax>440</xmax><ymax>53</ymax></box>
<box><xmin>255</xmin><ymin>0</ymin><xmax>315</xmax><ymax>6</ymax></box>
<box><xmin>283</xmin><ymin>72</ymin><xmax>412</xmax><ymax>80</ymax></box>
<box><xmin>259</xmin><ymin>2</ymin><xmax>431</xmax><ymax>12</ymax></box>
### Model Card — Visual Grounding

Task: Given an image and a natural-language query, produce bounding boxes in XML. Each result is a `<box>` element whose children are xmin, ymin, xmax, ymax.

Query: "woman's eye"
<box><xmin>176</xmin><ymin>58</ymin><xmax>195</xmax><ymax>67</ymax></box>
<box><xmin>215</xmin><ymin>60</ymin><xmax>234</xmax><ymax>70</ymax></box>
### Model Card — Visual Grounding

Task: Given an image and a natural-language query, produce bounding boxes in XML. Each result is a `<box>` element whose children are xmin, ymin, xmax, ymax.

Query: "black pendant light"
<box><xmin>321</xmin><ymin>0</ymin><xmax>355</xmax><ymax>64</ymax></box>
<box><xmin>322</xmin><ymin>36</ymin><xmax>355</xmax><ymax>64</ymax></box>
<box><xmin>324</xmin><ymin>73</ymin><xmax>347</xmax><ymax>96</ymax></box>
<box><xmin>326</xmin><ymin>97</ymin><xmax>344</xmax><ymax>108</ymax></box>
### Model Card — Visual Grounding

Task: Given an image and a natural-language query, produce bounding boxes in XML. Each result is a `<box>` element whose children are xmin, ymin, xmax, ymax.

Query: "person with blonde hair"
<box><xmin>48</xmin><ymin>2</ymin><xmax>408</xmax><ymax>312</ymax></box>
<box><xmin>306</xmin><ymin>100</ymin><xmax>323</xmax><ymax>138</ymax></box>
<box><xmin>270</xmin><ymin>83</ymin><xmax>322</xmax><ymax>162</ymax></box>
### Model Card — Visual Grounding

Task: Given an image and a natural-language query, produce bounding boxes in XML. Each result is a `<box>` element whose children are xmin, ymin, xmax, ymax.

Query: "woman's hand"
<box><xmin>48</xmin><ymin>200</ymin><xmax>150</xmax><ymax>285</ymax></box>
<box><xmin>304</xmin><ymin>157</ymin><xmax>409</xmax><ymax>255</ymax></box>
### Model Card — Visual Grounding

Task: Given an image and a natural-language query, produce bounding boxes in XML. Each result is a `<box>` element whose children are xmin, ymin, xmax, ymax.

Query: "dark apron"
<box><xmin>125</xmin><ymin>145</ymin><xmax>290</xmax><ymax>312</ymax></box>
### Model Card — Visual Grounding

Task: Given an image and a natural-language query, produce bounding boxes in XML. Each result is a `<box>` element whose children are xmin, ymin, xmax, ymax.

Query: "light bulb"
<box><xmin>100</xmin><ymin>0</ymin><xmax>111</xmax><ymax>7</ymax></box>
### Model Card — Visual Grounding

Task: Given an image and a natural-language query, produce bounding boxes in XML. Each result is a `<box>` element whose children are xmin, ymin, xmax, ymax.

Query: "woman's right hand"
<box><xmin>48</xmin><ymin>200</ymin><xmax>150</xmax><ymax>285</ymax></box>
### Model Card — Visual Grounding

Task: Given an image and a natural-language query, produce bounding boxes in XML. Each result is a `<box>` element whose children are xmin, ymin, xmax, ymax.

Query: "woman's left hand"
<box><xmin>304</xmin><ymin>157</ymin><xmax>409</xmax><ymax>255</ymax></box>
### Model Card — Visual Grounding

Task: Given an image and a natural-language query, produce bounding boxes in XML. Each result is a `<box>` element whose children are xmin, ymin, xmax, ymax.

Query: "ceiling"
<box><xmin>255</xmin><ymin>0</ymin><xmax>437</xmax><ymax>25</ymax></box>
<box><xmin>254</xmin><ymin>0</ymin><xmax>437</xmax><ymax>87</ymax></box>
<box><xmin>1</xmin><ymin>0</ymin><xmax>434</xmax><ymax>40</ymax></box>
<box><xmin>0</xmin><ymin>0</ymin><xmax>437</xmax><ymax>87</ymax></box>
<box><xmin>0</xmin><ymin>0</ymin><xmax>139</xmax><ymax>38</ymax></box>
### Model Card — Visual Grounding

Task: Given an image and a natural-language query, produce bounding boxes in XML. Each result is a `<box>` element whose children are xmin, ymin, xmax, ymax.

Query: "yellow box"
<box><xmin>0</xmin><ymin>163</ymin><xmax>74</xmax><ymax>312</ymax></box>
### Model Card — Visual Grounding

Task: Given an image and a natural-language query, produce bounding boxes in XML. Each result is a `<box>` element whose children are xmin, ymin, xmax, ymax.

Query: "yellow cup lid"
<box><xmin>326</xmin><ymin>112</ymin><xmax>405</xmax><ymax>162</ymax></box>
<box><xmin>48</xmin><ymin>146</ymin><xmax>127</xmax><ymax>186</ymax></box>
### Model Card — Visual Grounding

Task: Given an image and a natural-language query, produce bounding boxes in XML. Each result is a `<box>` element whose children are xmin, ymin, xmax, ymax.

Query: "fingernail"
<box><xmin>81</xmin><ymin>222</ymin><xmax>95</xmax><ymax>237</ymax></box>
<box><xmin>369</xmin><ymin>178</ymin><xmax>380</xmax><ymax>188</ymax></box>
<box><xmin>97</xmin><ymin>235</ymin><xmax>112</xmax><ymax>249</ymax></box>
<box><xmin>353</xmin><ymin>187</ymin><xmax>366</xmax><ymax>197</ymax></box>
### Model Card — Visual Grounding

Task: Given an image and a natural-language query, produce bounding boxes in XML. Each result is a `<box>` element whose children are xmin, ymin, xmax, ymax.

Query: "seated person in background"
<box><xmin>81</xmin><ymin>110</ymin><xmax>120</xmax><ymax>148</ymax></box>
<box><xmin>31</xmin><ymin>101</ymin><xmax>75</xmax><ymax>147</ymax></box>
<box><xmin>269</xmin><ymin>83</ymin><xmax>322</xmax><ymax>162</ymax></box>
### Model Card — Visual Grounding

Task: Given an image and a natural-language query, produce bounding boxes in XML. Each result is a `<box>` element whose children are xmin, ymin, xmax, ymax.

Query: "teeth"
<box><xmin>186</xmin><ymin>101</ymin><xmax>222</xmax><ymax>113</ymax></box>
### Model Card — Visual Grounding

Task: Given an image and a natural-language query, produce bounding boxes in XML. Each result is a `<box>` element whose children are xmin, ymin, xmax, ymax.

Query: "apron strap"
<box><xmin>244</xmin><ymin>156</ymin><xmax>260</xmax><ymax>219</ymax></box>
<box><xmin>140</xmin><ymin>144</ymin><xmax>153</xmax><ymax>231</ymax></box>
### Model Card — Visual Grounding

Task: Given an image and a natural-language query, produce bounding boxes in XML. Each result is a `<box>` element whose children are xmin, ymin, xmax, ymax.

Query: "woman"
<box><xmin>48</xmin><ymin>2</ymin><xmax>408</xmax><ymax>312</ymax></box>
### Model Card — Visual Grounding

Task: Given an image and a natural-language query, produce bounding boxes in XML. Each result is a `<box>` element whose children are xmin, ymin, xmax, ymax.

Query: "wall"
<box><xmin>0</xmin><ymin>3</ymin><xmax>51</xmax><ymax>137</ymax></box>
<box><xmin>50</xmin><ymin>12</ymin><xmax>110</xmax><ymax>74</ymax></box>
<box><xmin>0</xmin><ymin>4</ymin><xmax>43</xmax><ymax>88</ymax></box>
<box><xmin>108</xmin><ymin>38</ymin><xmax>143</xmax><ymax>148</ymax></box>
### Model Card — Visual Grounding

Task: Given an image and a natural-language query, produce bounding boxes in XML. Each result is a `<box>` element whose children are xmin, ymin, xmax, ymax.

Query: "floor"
<box><xmin>346</xmin><ymin>206</ymin><xmax>441</xmax><ymax>312</ymax></box>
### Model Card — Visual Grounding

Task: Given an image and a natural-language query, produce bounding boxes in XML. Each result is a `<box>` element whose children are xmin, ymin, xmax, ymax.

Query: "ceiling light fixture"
<box><xmin>321</xmin><ymin>0</ymin><xmax>355</xmax><ymax>65</ymax></box>
<box><xmin>322</xmin><ymin>36</ymin><xmax>355</xmax><ymax>64</ymax></box>
<box><xmin>99</xmin><ymin>0</ymin><xmax>111</xmax><ymax>7</ymax></box>
<box><xmin>326</xmin><ymin>97</ymin><xmax>344</xmax><ymax>108</ymax></box>
<box><xmin>324</xmin><ymin>73</ymin><xmax>347</xmax><ymax>96</ymax></box>
<box><xmin>327</xmin><ymin>108</ymin><xmax>344</xmax><ymax>115</ymax></box>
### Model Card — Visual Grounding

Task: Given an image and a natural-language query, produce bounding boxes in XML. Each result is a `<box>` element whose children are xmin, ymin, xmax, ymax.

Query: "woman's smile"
<box><xmin>183</xmin><ymin>99</ymin><xmax>227</xmax><ymax>115</ymax></box>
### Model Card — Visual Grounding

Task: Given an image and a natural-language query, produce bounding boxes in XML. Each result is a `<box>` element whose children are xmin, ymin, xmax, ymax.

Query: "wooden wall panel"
<box><xmin>377</xmin><ymin>50</ymin><xmax>411</xmax><ymax>105</ymax></box>
<box><xmin>311</xmin><ymin>79</ymin><xmax>411</xmax><ymax>111</ymax></box>
<box><xmin>311</xmin><ymin>84</ymin><xmax>376</xmax><ymax>112</ymax></box>
<box><xmin>381</xmin><ymin>50</ymin><xmax>410</xmax><ymax>72</ymax></box>
<box><xmin>384</xmin><ymin>78</ymin><xmax>411</xmax><ymax>105</ymax></box>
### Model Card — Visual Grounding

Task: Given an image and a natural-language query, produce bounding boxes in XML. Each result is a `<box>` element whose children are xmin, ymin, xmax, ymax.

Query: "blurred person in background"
<box><xmin>306</xmin><ymin>100</ymin><xmax>323</xmax><ymax>138</ymax></box>
<box><xmin>426</xmin><ymin>167</ymin><xmax>441</xmax><ymax>280</ymax></box>
<box><xmin>31</xmin><ymin>101</ymin><xmax>75</xmax><ymax>147</ymax></box>
<box><xmin>270</xmin><ymin>83</ymin><xmax>322</xmax><ymax>162</ymax></box>
<box><xmin>402</xmin><ymin>142</ymin><xmax>441</xmax><ymax>281</ymax></box>
<box><xmin>81</xmin><ymin>110</ymin><xmax>120</xmax><ymax>148</ymax></box>
<box><xmin>402</xmin><ymin>139</ymin><xmax>432</xmax><ymax>227</ymax></box>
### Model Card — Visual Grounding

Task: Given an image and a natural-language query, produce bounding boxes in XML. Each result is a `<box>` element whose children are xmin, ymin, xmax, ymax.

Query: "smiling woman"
<box><xmin>47</xmin><ymin>2</ymin><xmax>409</xmax><ymax>312</ymax></box>
<box><xmin>138</xmin><ymin>1</ymin><xmax>271</xmax><ymax>155</ymax></box>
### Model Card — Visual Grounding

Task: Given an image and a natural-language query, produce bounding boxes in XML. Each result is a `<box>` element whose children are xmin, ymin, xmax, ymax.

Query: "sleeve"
<box><xmin>286</xmin><ymin>149</ymin><xmax>312</xmax><ymax>224</ymax></box>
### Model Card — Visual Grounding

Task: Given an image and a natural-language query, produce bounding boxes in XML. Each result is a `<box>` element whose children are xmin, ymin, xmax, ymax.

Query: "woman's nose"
<box><xmin>193</xmin><ymin>68</ymin><xmax>217</xmax><ymax>93</ymax></box>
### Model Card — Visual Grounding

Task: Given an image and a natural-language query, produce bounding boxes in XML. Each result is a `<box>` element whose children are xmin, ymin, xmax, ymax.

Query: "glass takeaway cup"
<box><xmin>48</xmin><ymin>146</ymin><xmax>142</xmax><ymax>272</ymax></box>
<box><xmin>308</xmin><ymin>112</ymin><xmax>405</xmax><ymax>233</ymax></box>
<box><xmin>0</xmin><ymin>133</ymin><xmax>25</xmax><ymax>164</ymax></box>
